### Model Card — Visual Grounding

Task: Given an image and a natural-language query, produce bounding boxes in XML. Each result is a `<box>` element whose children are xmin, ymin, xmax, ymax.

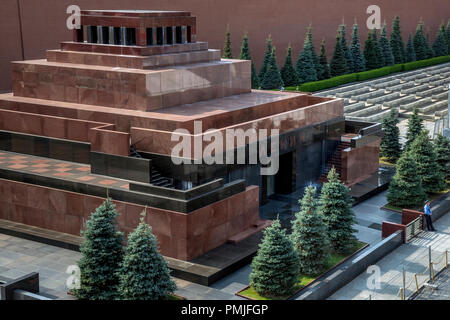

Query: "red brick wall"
<box><xmin>1</xmin><ymin>0</ymin><xmax>448</xmax><ymax>92</ymax></box>
<box><xmin>0</xmin><ymin>178</ymin><xmax>260</xmax><ymax>260</ymax></box>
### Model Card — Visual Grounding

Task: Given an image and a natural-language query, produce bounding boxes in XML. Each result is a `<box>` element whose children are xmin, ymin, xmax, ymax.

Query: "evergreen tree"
<box><xmin>239</xmin><ymin>33</ymin><xmax>260</xmax><ymax>89</ymax></box>
<box><xmin>446</xmin><ymin>20</ymin><xmax>450</xmax><ymax>54</ymax></box>
<box><xmin>426</xmin><ymin>32</ymin><xmax>435</xmax><ymax>58</ymax></box>
<box><xmin>258</xmin><ymin>36</ymin><xmax>274</xmax><ymax>82</ymax></box>
<box><xmin>330</xmin><ymin>32</ymin><xmax>349</xmax><ymax>77</ymax></box>
<box><xmin>349</xmin><ymin>22</ymin><xmax>366</xmax><ymax>72</ymax></box>
<box><xmin>380</xmin><ymin>109</ymin><xmax>402</xmax><ymax>162</ymax></box>
<box><xmin>405</xmin><ymin>33</ymin><xmax>417</xmax><ymax>62</ymax></box>
<box><xmin>319</xmin><ymin>168</ymin><xmax>357</xmax><ymax>254</ymax></box>
<box><xmin>374</xmin><ymin>29</ymin><xmax>385</xmax><ymax>68</ymax></box>
<box><xmin>249</xmin><ymin>219</ymin><xmax>300</xmax><ymax>297</ymax></box>
<box><xmin>339</xmin><ymin>23</ymin><xmax>353</xmax><ymax>73</ymax></box>
<box><xmin>413</xmin><ymin>20</ymin><xmax>429</xmax><ymax>61</ymax></box>
<box><xmin>410</xmin><ymin>131</ymin><xmax>446</xmax><ymax>193</ymax></box>
<box><xmin>118</xmin><ymin>212</ymin><xmax>176</xmax><ymax>300</ymax></box>
<box><xmin>74</xmin><ymin>198</ymin><xmax>124</xmax><ymax>300</ymax></box>
<box><xmin>280</xmin><ymin>45</ymin><xmax>299</xmax><ymax>87</ymax></box>
<box><xmin>260</xmin><ymin>48</ymin><xmax>284</xmax><ymax>89</ymax></box>
<box><xmin>222</xmin><ymin>25</ymin><xmax>233</xmax><ymax>59</ymax></box>
<box><xmin>404</xmin><ymin>107</ymin><xmax>424</xmax><ymax>150</ymax></box>
<box><xmin>291</xmin><ymin>185</ymin><xmax>330</xmax><ymax>275</ymax></box>
<box><xmin>433</xmin><ymin>23</ymin><xmax>449</xmax><ymax>57</ymax></box>
<box><xmin>433</xmin><ymin>134</ymin><xmax>450</xmax><ymax>182</ymax></box>
<box><xmin>390</xmin><ymin>16</ymin><xmax>405</xmax><ymax>64</ymax></box>
<box><xmin>387</xmin><ymin>151</ymin><xmax>427</xmax><ymax>208</ymax></box>
<box><xmin>379</xmin><ymin>22</ymin><xmax>395</xmax><ymax>66</ymax></box>
<box><xmin>318</xmin><ymin>39</ymin><xmax>331</xmax><ymax>79</ymax></box>
<box><xmin>296</xmin><ymin>44</ymin><xmax>318</xmax><ymax>84</ymax></box>
<box><xmin>364</xmin><ymin>30</ymin><xmax>379</xmax><ymax>70</ymax></box>
<box><xmin>305</xmin><ymin>25</ymin><xmax>322</xmax><ymax>77</ymax></box>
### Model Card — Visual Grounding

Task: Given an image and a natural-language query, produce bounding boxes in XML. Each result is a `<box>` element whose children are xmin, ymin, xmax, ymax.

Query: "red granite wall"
<box><xmin>131</xmin><ymin>98</ymin><xmax>344</xmax><ymax>155</ymax></box>
<box><xmin>1</xmin><ymin>0</ymin><xmax>448</xmax><ymax>92</ymax></box>
<box><xmin>401</xmin><ymin>209</ymin><xmax>425</xmax><ymax>228</ymax></box>
<box><xmin>382</xmin><ymin>221</ymin><xmax>406</xmax><ymax>243</ymax></box>
<box><xmin>0</xmin><ymin>178</ymin><xmax>260</xmax><ymax>260</ymax></box>
<box><xmin>340</xmin><ymin>139</ymin><xmax>380</xmax><ymax>186</ymax></box>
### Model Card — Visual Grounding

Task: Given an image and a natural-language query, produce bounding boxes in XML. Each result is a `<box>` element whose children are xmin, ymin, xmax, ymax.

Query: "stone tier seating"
<box><xmin>316</xmin><ymin>62</ymin><xmax>450</xmax><ymax>122</ymax></box>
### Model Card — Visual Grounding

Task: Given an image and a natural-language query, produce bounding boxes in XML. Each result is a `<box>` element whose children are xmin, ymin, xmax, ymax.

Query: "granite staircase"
<box><xmin>150</xmin><ymin>168</ymin><xmax>175</xmax><ymax>189</ymax></box>
<box><xmin>317</xmin><ymin>141</ymin><xmax>351</xmax><ymax>183</ymax></box>
<box><xmin>130</xmin><ymin>145</ymin><xmax>175</xmax><ymax>189</ymax></box>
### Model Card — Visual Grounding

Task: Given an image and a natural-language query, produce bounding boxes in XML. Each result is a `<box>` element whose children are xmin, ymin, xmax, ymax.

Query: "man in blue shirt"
<box><xmin>424</xmin><ymin>200</ymin><xmax>436</xmax><ymax>232</ymax></box>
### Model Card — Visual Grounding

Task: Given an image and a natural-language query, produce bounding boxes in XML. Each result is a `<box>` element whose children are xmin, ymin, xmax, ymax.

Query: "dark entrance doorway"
<box><xmin>274</xmin><ymin>151</ymin><xmax>293</xmax><ymax>194</ymax></box>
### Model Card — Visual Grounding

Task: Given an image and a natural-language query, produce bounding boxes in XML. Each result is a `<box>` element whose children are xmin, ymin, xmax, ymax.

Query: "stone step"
<box><xmin>350</xmin><ymin>89</ymin><xmax>385</xmax><ymax>102</ymax></box>
<box><xmin>388</xmin><ymin>81</ymin><xmax>415</xmax><ymax>92</ymax></box>
<box><xmin>336</xmin><ymin>86</ymin><xmax>371</xmax><ymax>98</ymax></box>
<box><xmin>401</xmin><ymin>73</ymin><xmax>428</xmax><ymax>82</ymax></box>
<box><xmin>384</xmin><ymin>95</ymin><xmax>416</xmax><ymax>108</ymax></box>
<box><xmin>400</xmin><ymin>97</ymin><xmax>432</xmax><ymax>111</ymax></box>
<box><xmin>371</xmin><ymin>79</ymin><xmax>402</xmax><ymax>89</ymax></box>
<box><xmin>416</xmin><ymin>86</ymin><xmax>446</xmax><ymax>98</ymax></box>
<box><xmin>415</xmin><ymin>74</ymin><xmax>441</xmax><ymax>85</ymax></box>
<box><xmin>344</xmin><ymin>102</ymin><xmax>366</xmax><ymax>113</ymax></box>
<box><xmin>227</xmin><ymin>220</ymin><xmax>272</xmax><ymax>244</ymax></box>
<box><xmin>436</xmin><ymin>108</ymin><xmax>448</xmax><ymax>117</ymax></box>
<box><xmin>348</xmin><ymin>104</ymin><xmax>382</xmax><ymax>117</ymax></box>
<box><xmin>401</xmin><ymin>84</ymin><xmax>430</xmax><ymax>95</ymax></box>
<box><xmin>429</xmin><ymin>78</ymin><xmax>448</xmax><ymax>87</ymax></box>
<box><xmin>420</xmin><ymin>100</ymin><xmax>448</xmax><ymax>114</ymax></box>
<box><xmin>432</xmin><ymin>91</ymin><xmax>448</xmax><ymax>101</ymax></box>
<box><xmin>367</xmin><ymin>92</ymin><xmax>400</xmax><ymax>105</ymax></box>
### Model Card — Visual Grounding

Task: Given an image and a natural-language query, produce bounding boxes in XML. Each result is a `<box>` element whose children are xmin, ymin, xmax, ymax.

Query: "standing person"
<box><xmin>424</xmin><ymin>200</ymin><xmax>436</xmax><ymax>232</ymax></box>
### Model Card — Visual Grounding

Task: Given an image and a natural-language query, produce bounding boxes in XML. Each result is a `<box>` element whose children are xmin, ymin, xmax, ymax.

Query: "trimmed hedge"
<box><xmin>285</xmin><ymin>55</ymin><xmax>450</xmax><ymax>92</ymax></box>
<box><xmin>402</xmin><ymin>55</ymin><xmax>450</xmax><ymax>71</ymax></box>
<box><xmin>287</xmin><ymin>74</ymin><xmax>357</xmax><ymax>92</ymax></box>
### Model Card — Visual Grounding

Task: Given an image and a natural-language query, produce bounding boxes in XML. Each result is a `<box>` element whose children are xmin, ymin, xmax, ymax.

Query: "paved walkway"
<box><xmin>329</xmin><ymin>211</ymin><xmax>450</xmax><ymax>300</ymax></box>
<box><xmin>0</xmin><ymin>233</ymin><xmax>242</xmax><ymax>300</ymax></box>
<box><xmin>0</xmin><ymin>150</ymin><xmax>130</xmax><ymax>190</ymax></box>
<box><xmin>413</xmin><ymin>266</ymin><xmax>450</xmax><ymax>300</ymax></box>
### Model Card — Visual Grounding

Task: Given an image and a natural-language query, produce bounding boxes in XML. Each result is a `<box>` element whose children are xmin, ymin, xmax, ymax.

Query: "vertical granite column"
<box><xmin>152</xmin><ymin>28</ymin><xmax>158</xmax><ymax>45</ymax></box>
<box><xmin>162</xmin><ymin>27</ymin><xmax>167</xmax><ymax>45</ymax></box>
<box><xmin>181</xmin><ymin>26</ymin><xmax>187</xmax><ymax>44</ymax></box>
<box><xmin>96</xmin><ymin>26</ymin><xmax>103</xmax><ymax>44</ymax></box>
<box><xmin>171</xmin><ymin>26</ymin><xmax>176</xmax><ymax>45</ymax></box>
<box><xmin>108</xmin><ymin>27</ymin><xmax>115</xmax><ymax>45</ymax></box>
<box><xmin>120</xmin><ymin>27</ymin><xmax>127</xmax><ymax>45</ymax></box>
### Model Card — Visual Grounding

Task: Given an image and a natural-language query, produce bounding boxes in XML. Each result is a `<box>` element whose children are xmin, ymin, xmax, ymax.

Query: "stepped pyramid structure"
<box><xmin>0</xmin><ymin>10</ymin><xmax>382</xmax><ymax>263</ymax></box>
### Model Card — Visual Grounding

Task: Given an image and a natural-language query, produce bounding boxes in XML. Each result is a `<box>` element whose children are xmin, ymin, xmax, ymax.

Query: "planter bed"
<box><xmin>236</xmin><ymin>241</ymin><xmax>368</xmax><ymax>300</ymax></box>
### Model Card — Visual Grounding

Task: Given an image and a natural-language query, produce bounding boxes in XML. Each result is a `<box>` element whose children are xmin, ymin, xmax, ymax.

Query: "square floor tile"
<box><xmin>53</xmin><ymin>172</ymin><xmax>73</xmax><ymax>177</ymax></box>
<box><xmin>76</xmin><ymin>176</ymin><xmax>96</xmax><ymax>182</ymax></box>
<box><xmin>98</xmin><ymin>180</ymin><xmax>118</xmax><ymax>186</ymax></box>
<box><xmin>8</xmin><ymin>164</ymin><xmax>27</xmax><ymax>169</ymax></box>
<box><xmin>75</xmin><ymin>167</ymin><xmax>91</xmax><ymax>172</ymax></box>
<box><xmin>30</xmin><ymin>169</ymin><xmax>50</xmax><ymax>173</ymax></box>
<box><xmin>54</xmin><ymin>163</ymin><xmax>72</xmax><ymax>168</ymax></box>
<box><xmin>31</xmin><ymin>164</ymin><xmax>51</xmax><ymax>168</ymax></box>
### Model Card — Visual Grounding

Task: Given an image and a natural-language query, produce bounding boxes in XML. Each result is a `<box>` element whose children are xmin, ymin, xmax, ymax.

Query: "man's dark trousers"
<box><xmin>425</xmin><ymin>214</ymin><xmax>436</xmax><ymax>231</ymax></box>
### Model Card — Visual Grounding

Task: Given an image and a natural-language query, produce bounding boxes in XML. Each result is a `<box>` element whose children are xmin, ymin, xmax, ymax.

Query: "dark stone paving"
<box><xmin>413</xmin><ymin>267</ymin><xmax>450</xmax><ymax>300</ymax></box>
